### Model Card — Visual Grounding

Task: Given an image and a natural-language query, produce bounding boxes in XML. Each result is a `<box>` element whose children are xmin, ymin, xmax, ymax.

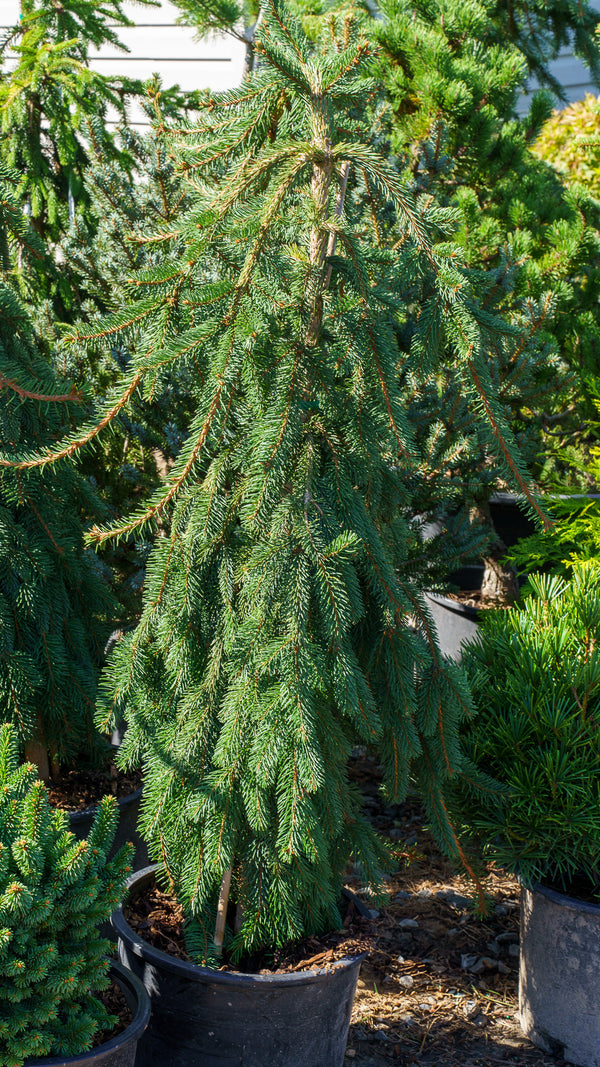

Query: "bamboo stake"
<box><xmin>214</xmin><ymin>866</ymin><xmax>233</xmax><ymax>955</ymax></box>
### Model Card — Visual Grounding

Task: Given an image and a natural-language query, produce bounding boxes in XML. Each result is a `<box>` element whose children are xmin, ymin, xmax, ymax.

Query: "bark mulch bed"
<box><xmin>345</xmin><ymin>757</ymin><xmax>566</xmax><ymax>1067</ymax></box>
<box><xmin>48</xmin><ymin>766</ymin><xmax>143</xmax><ymax>812</ymax></box>
<box><xmin>121</xmin><ymin>751</ymin><xmax>567</xmax><ymax>1065</ymax></box>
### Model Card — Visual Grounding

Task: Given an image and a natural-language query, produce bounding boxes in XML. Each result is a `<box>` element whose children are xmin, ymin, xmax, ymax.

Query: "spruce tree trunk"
<box><xmin>480</xmin><ymin>546</ymin><xmax>519</xmax><ymax>602</ymax></box>
<box><xmin>242</xmin><ymin>7</ymin><xmax>266</xmax><ymax>77</ymax></box>
<box><xmin>26</xmin><ymin>91</ymin><xmax>45</xmax><ymax>239</ymax></box>
<box><xmin>214</xmin><ymin>866</ymin><xmax>233</xmax><ymax>955</ymax></box>
<box><xmin>24</xmin><ymin>714</ymin><xmax>50</xmax><ymax>781</ymax></box>
<box><xmin>473</xmin><ymin>505</ymin><xmax>519</xmax><ymax>602</ymax></box>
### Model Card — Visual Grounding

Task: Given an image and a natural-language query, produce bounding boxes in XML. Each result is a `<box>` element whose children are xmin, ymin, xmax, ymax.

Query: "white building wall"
<box><xmin>517</xmin><ymin>0</ymin><xmax>600</xmax><ymax>113</ymax></box>
<box><xmin>0</xmin><ymin>0</ymin><xmax>245</xmax><ymax>126</ymax></box>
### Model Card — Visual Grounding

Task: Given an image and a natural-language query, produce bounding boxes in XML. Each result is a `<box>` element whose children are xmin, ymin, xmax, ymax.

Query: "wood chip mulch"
<box><xmin>120</xmin><ymin>752</ymin><xmax>567</xmax><ymax>1065</ymax></box>
<box><xmin>345</xmin><ymin>757</ymin><xmax>567</xmax><ymax>1067</ymax></box>
<box><xmin>91</xmin><ymin>976</ymin><xmax>133</xmax><ymax>1047</ymax></box>
<box><xmin>47</xmin><ymin>766</ymin><xmax>143</xmax><ymax>812</ymax></box>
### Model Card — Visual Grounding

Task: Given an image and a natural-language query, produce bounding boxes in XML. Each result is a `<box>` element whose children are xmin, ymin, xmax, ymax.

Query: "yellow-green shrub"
<box><xmin>534</xmin><ymin>94</ymin><xmax>600</xmax><ymax>196</ymax></box>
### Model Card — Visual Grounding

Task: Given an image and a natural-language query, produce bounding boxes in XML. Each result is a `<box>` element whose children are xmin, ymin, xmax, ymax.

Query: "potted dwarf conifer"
<box><xmin>0</xmin><ymin>722</ymin><xmax>150</xmax><ymax>1066</ymax></box>
<box><xmin>1</xmin><ymin>2</ymin><xmax>547</xmax><ymax>1063</ymax></box>
<box><xmin>455</xmin><ymin>565</ymin><xmax>600</xmax><ymax>1067</ymax></box>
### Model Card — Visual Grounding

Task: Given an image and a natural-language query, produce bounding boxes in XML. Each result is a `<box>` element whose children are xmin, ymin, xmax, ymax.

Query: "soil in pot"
<box><xmin>123</xmin><ymin>872</ymin><xmax>372</xmax><ymax>974</ymax></box>
<box><xmin>24</xmin><ymin>959</ymin><xmax>151</xmax><ymax>1067</ymax></box>
<box><xmin>114</xmin><ymin>867</ymin><xmax>367</xmax><ymax>1067</ymax></box>
<box><xmin>91</xmin><ymin>974</ymin><xmax>133</xmax><ymax>1047</ymax></box>
<box><xmin>541</xmin><ymin>870</ymin><xmax>600</xmax><ymax>906</ymax></box>
<box><xmin>47</xmin><ymin>766</ymin><xmax>143</xmax><ymax>812</ymax></box>
<box><xmin>49</xmin><ymin>766</ymin><xmax>149</xmax><ymax>874</ymax></box>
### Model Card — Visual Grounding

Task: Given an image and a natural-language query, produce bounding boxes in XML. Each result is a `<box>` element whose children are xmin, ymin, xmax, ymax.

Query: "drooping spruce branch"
<box><xmin>2</xmin><ymin>0</ymin><xmax>548</xmax><ymax>951</ymax></box>
<box><xmin>0</xmin><ymin>373</ymin><xmax>82</xmax><ymax>404</ymax></box>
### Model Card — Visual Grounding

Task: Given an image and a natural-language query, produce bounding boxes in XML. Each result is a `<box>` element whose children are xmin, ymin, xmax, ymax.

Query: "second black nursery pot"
<box><xmin>112</xmin><ymin>866</ymin><xmax>364</xmax><ymax>1067</ymax></box>
<box><xmin>424</xmin><ymin>591</ymin><xmax>481</xmax><ymax>661</ymax></box>
<box><xmin>69</xmin><ymin>786</ymin><xmax>148</xmax><ymax>872</ymax></box>
<box><xmin>25</xmin><ymin>960</ymin><xmax>151</xmax><ymax>1067</ymax></box>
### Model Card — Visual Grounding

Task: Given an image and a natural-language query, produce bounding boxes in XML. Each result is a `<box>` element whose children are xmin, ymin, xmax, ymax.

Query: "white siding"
<box><xmin>0</xmin><ymin>0</ymin><xmax>245</xmax><ymax>125</ymax></box>
<box><xmin>517</xmin><ymin>1</ymin><xmax>600</xmax><ymax>114</ymax></box>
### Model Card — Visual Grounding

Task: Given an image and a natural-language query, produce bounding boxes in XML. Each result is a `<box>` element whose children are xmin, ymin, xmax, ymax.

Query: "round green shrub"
<box><xmin>534</xmin><ymin>94</ymin><xmax>600</xmax><ymax>196</ymax></box>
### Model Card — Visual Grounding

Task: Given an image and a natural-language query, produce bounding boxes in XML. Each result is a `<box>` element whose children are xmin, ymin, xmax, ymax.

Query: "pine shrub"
<box><xmin>0</xmin><ymin>723</ymin><xmax>131</xmax><ymax>1067</ymax></box>
<box><xmin>455</xmin><ymin>566</ymin><xmax>600</xmax><ymax>892</ymax></box>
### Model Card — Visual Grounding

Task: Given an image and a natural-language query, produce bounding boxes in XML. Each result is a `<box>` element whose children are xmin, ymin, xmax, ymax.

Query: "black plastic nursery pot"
<box><xmin>112</xmin><ymin>866</ymin><xmax>365</xmax><ymax>1067</ymax></box>
<box><xmin>520</xmin><ymin>882</ymin><xmax>600</xmax><ymax>1067</ymax></box>
<box><xmin>424</xmin><ymin>591</ymin><xmax>481</xmax><ymax>662</ymax></box>
<box><xmin>487</xmin><ymin>492</ymin><xmax>537</xmax><ymax>548</ymax></box>
<box><xmin>25</xmin><ymin>960</ymin><xmax>151</xmax><ymax>1067</ymax></box>
<box><xmin>69</xmin><ymin>787</ymin><xmax>149</xmax><ymax>873</ymax></box>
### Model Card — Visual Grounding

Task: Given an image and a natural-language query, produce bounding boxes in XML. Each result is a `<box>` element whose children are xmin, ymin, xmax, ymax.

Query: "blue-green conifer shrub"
<box><xmin>455</xmin><ymin>565</ymin><xmax>600</xmax><ymax>894</ymax></box>
<box><xmin>0</xmin><ymin>171</ymin><xmax>119</xmax><ymax>783</ymax></box>
<box><xmin>0</xmin><ymin>724</ymin><xmax>131</xmax><ymax>1067</ymax></box>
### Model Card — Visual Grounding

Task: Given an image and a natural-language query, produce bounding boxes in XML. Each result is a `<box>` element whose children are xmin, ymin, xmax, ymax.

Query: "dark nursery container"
<box><xmin>69</xmin><ymin>786</ymin><xmax>148</xmax><ymax>872</ymax></box>
<box><xmin>113</xmin><ymin>867</ymin><xmax>364</xmax><ymax>1067</ymax></box>
<box><xmin>424</xmin><ymin>591</ymin><xmax>481</xmax><ymax>661</ymax></box>
<box><xmin>520</xmin><ymin>883</ymin><xmax>600</xmax><ymax>1067</ymax></box>
<box><xmin>25</xmin><ymin>961</ymin><xmax>151</xmax><ymax>1067</ymax></box>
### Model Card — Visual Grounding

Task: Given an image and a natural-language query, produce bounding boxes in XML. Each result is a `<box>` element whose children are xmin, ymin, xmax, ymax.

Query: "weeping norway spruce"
<box><xmin>1</xmin><ymin>0</ymin><xmax>544</xmax><ymax>959</ymax></box>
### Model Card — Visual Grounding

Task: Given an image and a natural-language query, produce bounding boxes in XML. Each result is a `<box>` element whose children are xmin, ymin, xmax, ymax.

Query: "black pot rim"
<box><xmin>489</xmin><ymin>491</ymin><xmax>600</xmax><ymax>504</ymax></box>
<box><xmin>425</xmin><ymin>591</ymin><xmax>481</xmax><ymax>621</ymax></box>
<box><xmin>69</xmin><ymin>785</ymin><xmax>143</xmax><ymax>826</ymax></box>
<box><xmin>24</xmin><ymin>959</ymin><xmax>151</xmax><ymax>1065</ymax></box>
<box><xmin>527</xmin><ymin>881</ymin><xmax>600</xmax><ymax>917</ymax></box>
<box><xmin>113</xmin><ymin>865</ymin><xmax>366</xmax><ymax>989</ymax></box>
